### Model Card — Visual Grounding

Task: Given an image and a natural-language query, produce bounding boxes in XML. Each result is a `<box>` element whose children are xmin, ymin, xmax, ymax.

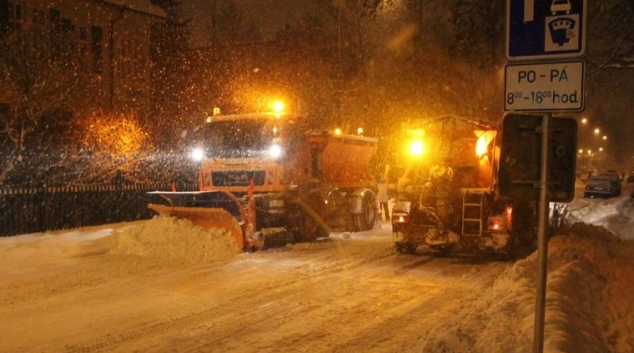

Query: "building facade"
<box><xmin>0</xmin><ymin>0</ymin><xmax>165</xmax><ymax>118</ymax></box>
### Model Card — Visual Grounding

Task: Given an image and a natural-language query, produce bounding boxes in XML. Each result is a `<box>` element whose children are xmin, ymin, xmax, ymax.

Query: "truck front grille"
<box><xmin>212</xmin><ymin>170</ymin><xmax>266</xmax><ymax>186</ymax></box>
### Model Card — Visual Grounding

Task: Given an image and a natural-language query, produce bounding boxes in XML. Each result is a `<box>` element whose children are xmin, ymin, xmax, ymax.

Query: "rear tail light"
<box><xmin>393</xmin><ymin>215</ymin><xmax>408</xmax><ymax>223</ymax></box>
<box><xmin>487</xmin><ymin>215</ymin><xmax>508</xmax><ymax>232</ymax></box>
<box><xmin>489</xmin><ymin>219</ymin><xmax>502</xmax><ymax>231</ymax></box>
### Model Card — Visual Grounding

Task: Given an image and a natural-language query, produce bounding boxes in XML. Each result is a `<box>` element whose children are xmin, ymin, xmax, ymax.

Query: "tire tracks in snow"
<box><xmin>60</xmin><ymin>238</ymin><xmax>404</xmax><ymax>352</ymax></box>
<box><xmin>7</xmin><ymin>231</ymin><xmax>509</xmax><ymax>353</ymax></box>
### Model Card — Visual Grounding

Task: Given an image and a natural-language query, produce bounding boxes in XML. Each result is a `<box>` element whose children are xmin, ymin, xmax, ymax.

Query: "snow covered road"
<box><xmin>0</xmin><ymin>219</ymin><xmax>512</xmax><ymax>352</ymax></box>
<box><xmin>1</xmin><ymin>189</ymin><xmax>634</xmax><ymax>352</ymax></box>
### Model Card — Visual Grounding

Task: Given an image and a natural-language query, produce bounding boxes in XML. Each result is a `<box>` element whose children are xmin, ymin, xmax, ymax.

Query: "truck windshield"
<box><xmin>197</xmin><ymin>119</ymin><xmax>278</xmax><ymax>158</ymax></box>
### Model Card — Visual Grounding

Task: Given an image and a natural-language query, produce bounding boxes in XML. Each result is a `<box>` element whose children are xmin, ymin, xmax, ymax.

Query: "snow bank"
<box><xmin>565</xmin><ymin>193</ymin><xmax>634</xmax><ymax>240</ymax></box>
<box><xmin>504</xmin><ymin>225</ymin><xmax>634</xmax><ymax>353</ymax></box>
<box><xmin>105</xmin><ymin>215</ymin><xmax>240</xmax><ymax>266</ymax></box>
<box><xmin>419</xmin><ymin>223</ymin><xmax>634</xmax><ymax>353</ymax></box>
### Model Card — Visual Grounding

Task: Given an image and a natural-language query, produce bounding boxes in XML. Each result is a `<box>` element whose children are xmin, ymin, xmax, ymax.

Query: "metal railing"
<box><xmin>0</xmin><ymin>182</ymin><xmax>197</xmax><ymax>237</ymax></box>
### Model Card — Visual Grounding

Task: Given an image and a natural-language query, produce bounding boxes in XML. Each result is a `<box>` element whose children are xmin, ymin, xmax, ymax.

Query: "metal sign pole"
<box><xmin>533</xmin><ymin>112</ymin><xmax>550</xmax><ymax>353</ymax></box>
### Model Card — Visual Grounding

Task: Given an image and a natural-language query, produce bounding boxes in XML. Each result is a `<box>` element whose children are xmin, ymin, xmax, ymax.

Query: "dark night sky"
<box><xmin>183</xmin><ymin>0</ymin><xmax>316</xmax><ymax>45</ymax></box>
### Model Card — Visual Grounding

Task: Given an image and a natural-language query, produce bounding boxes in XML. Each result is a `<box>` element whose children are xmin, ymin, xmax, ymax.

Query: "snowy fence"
<box><xmin>0</xmin><ymin>182</ymin><xmax>197</xmax><ymax>237</ymax></box>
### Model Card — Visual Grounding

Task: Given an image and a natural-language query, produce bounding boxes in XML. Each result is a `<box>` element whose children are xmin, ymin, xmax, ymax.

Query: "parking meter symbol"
<box><xmin>548</xmin><ymin>18</ymin><xmax>576</xmax><ymax>46</ymax></box>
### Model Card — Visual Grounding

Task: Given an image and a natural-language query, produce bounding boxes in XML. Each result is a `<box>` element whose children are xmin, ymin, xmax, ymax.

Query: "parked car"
<box><xmin>602</xmin><ymin>170</ymin><xmax>622</xmax><ymax>181</ymax></box>
<box><xmin>583</xmin><ymin>176</ymin><xmax>621</xmax><ymax>198</ymax></box>
<box><xmin>550</xmin><ymin>0</ymin><xmax>572</xmax><ymax>15</ymax></box>
<box><xmin>595</xmin><ymin>171</ymin><xmax>622</xmax><ymax>194</ymax></box>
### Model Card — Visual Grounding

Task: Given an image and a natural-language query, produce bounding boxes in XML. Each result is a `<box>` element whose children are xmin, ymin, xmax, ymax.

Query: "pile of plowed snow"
<box><xmin>421</xmin><ymin>223</ymin><xmax>634</xmax><ymax>353</ymax></box>
<box><xmin>106</xmin><ymin>215</ymin><xmax>240</xmax><ymax>266</ymax></box>
<box><xmin>542</xmin><ymin>224</ymin><xmax>634</xmax><ymax>352</ymax></box>
<box><xmin>420</xmin><ymin>190</ymin><xmax>634</xmax><ymax>353</ymax></box>
<box><xmin>566</xmin><ymin>195</ymin><xmax>634</xmax><ymax>239</ymax></box>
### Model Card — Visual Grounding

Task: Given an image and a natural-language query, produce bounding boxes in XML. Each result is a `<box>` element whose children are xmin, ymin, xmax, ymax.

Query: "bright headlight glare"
<box><xmin>190</xmin><ymin>148</ymin><xmax>204</xmax><ymax>161</ymax></box>
<box><xmin>269</xmin><ymin>144</ymin><xmax>282</xmax><ymax>158</ymax></box>
<box><xmin>409</xmin><ymin>140</ymin><xmax>424</xmax><ymax>156</ymax></box>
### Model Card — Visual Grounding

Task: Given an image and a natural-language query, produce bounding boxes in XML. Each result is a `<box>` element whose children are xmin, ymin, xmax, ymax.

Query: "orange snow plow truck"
<box><xmin>148</xmin><ymin>111</ymin><xmax>379</xmax><ymax>251</ymax></box>
<box><xmin>391</xmin><ymin>115</ymin><xmax>538</xmax><ymax>258</ymax></box>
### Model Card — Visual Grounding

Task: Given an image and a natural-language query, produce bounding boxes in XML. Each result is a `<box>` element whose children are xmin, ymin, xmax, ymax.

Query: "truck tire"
<box><xmin>395</xmin><ymin>243</ymin><xmax>417</xmax><ymax>254</ymax></box>
<box><xmin>353</xmin><ymin>193</ymin><xmax>377</xmax><ymax>231</ymax></box>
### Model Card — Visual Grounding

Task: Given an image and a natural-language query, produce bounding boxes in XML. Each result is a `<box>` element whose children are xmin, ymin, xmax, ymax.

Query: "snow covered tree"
<box><xmin>149</xmin><ymin>0</ymin><xmax>196</xmax><ymax>148</ymax></box>
<box><xmin>0</xmin><ymin>10</ymin><xmax>91</xmax><ymax>184</ymax></box>
<box><xmin>588</xmin><ymin>0</ymin><xmax>634</xmax><ymax>71</ymax></box>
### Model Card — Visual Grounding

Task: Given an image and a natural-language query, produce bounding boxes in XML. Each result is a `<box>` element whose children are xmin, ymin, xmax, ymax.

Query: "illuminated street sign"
<box><xmin>505</xmin><ymin>60</ymin><xmax>584</xmax><ymax>111</ymax></box>
<box><xmin>507</xmin><ymin>0</ymin><xmax>587</xmax><ymax>61</ymax></box>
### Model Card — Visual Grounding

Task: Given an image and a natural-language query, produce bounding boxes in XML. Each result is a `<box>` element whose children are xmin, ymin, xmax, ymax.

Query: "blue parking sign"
<box><xmin>507</xmin><ymin>0</ymin><xmax>586</xmax><ymax>61</ymax></box>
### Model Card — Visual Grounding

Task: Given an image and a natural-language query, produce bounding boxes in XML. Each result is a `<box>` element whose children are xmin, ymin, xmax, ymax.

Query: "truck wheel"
<box><xmin>429</xmin><ymin>244</ymin><xmax>454</xmax><ymax>257</ymax></box>
<box><xmin>396</xmin><ymin>243</ymin><xmax>417</xmax><ymax>254</ymax></box>
<box><xmin>353</xmin><ymin>193</ymin><xmax>377</xmax><ymax>231</ymax></box>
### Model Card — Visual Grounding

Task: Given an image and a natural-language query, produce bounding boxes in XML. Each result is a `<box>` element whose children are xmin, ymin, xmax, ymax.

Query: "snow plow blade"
<box><xmin>147</xmin><ymin>203</ymin><xmax>245</xmax><ymax>249</ymax></box>
<box><xmin>147</xmin><ymin>191</ymin><xmax>261</xmax><ymax>251</ymax></box>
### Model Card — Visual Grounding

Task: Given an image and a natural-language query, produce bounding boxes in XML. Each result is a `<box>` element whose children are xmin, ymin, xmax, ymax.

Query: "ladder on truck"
<box><xmin>461</xmin><ymin>188</ymin><xmax>490</xmax><ymax>237</ymax></box>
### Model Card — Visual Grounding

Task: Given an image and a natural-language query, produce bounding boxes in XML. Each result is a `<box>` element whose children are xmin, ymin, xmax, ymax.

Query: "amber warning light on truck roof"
<box><xmin>409</xmin><ymin>140</ymin><xmax>424</xmax><ymax>157</ymax></box>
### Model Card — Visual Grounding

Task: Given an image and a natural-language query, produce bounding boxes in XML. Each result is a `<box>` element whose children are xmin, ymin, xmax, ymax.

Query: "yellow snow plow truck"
<box><xmin>148</xmin><ymin>110</ymin><xmax>379</xmax><ymax>251</ymax></box>
<box><xmin>391</xmin><ymin>115</ymin><xmax>538</xmax><ymax>258</ymax></box>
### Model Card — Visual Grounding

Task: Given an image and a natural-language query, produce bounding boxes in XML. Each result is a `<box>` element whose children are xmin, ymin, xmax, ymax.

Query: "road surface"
<box><xmin>0</xmin><ymin>221</ymin><xmax>513</xmax><ymax>352</ymax></box>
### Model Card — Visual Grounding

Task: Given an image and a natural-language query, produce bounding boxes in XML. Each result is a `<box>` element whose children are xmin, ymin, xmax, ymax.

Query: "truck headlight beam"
<box><xmin>269</xmin><ymin>144</ymin><xmax>283</xmax><ymax>159</ymax></box>
<box><xmin>190</xmin><ymin>148</ymin><xmax>205</xmax><ymax>161</ymax></box>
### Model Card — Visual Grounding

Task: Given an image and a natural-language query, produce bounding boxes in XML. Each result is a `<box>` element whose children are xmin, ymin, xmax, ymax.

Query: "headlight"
<box><xmin>190</xmin><ymin>148</ymin><xmax>204</xmax><ymax>161</ymax></box>
<box><xmin>269</xmin><ymin>144</ymin><xmax>283</xmax><ymax>159</ymax></box>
